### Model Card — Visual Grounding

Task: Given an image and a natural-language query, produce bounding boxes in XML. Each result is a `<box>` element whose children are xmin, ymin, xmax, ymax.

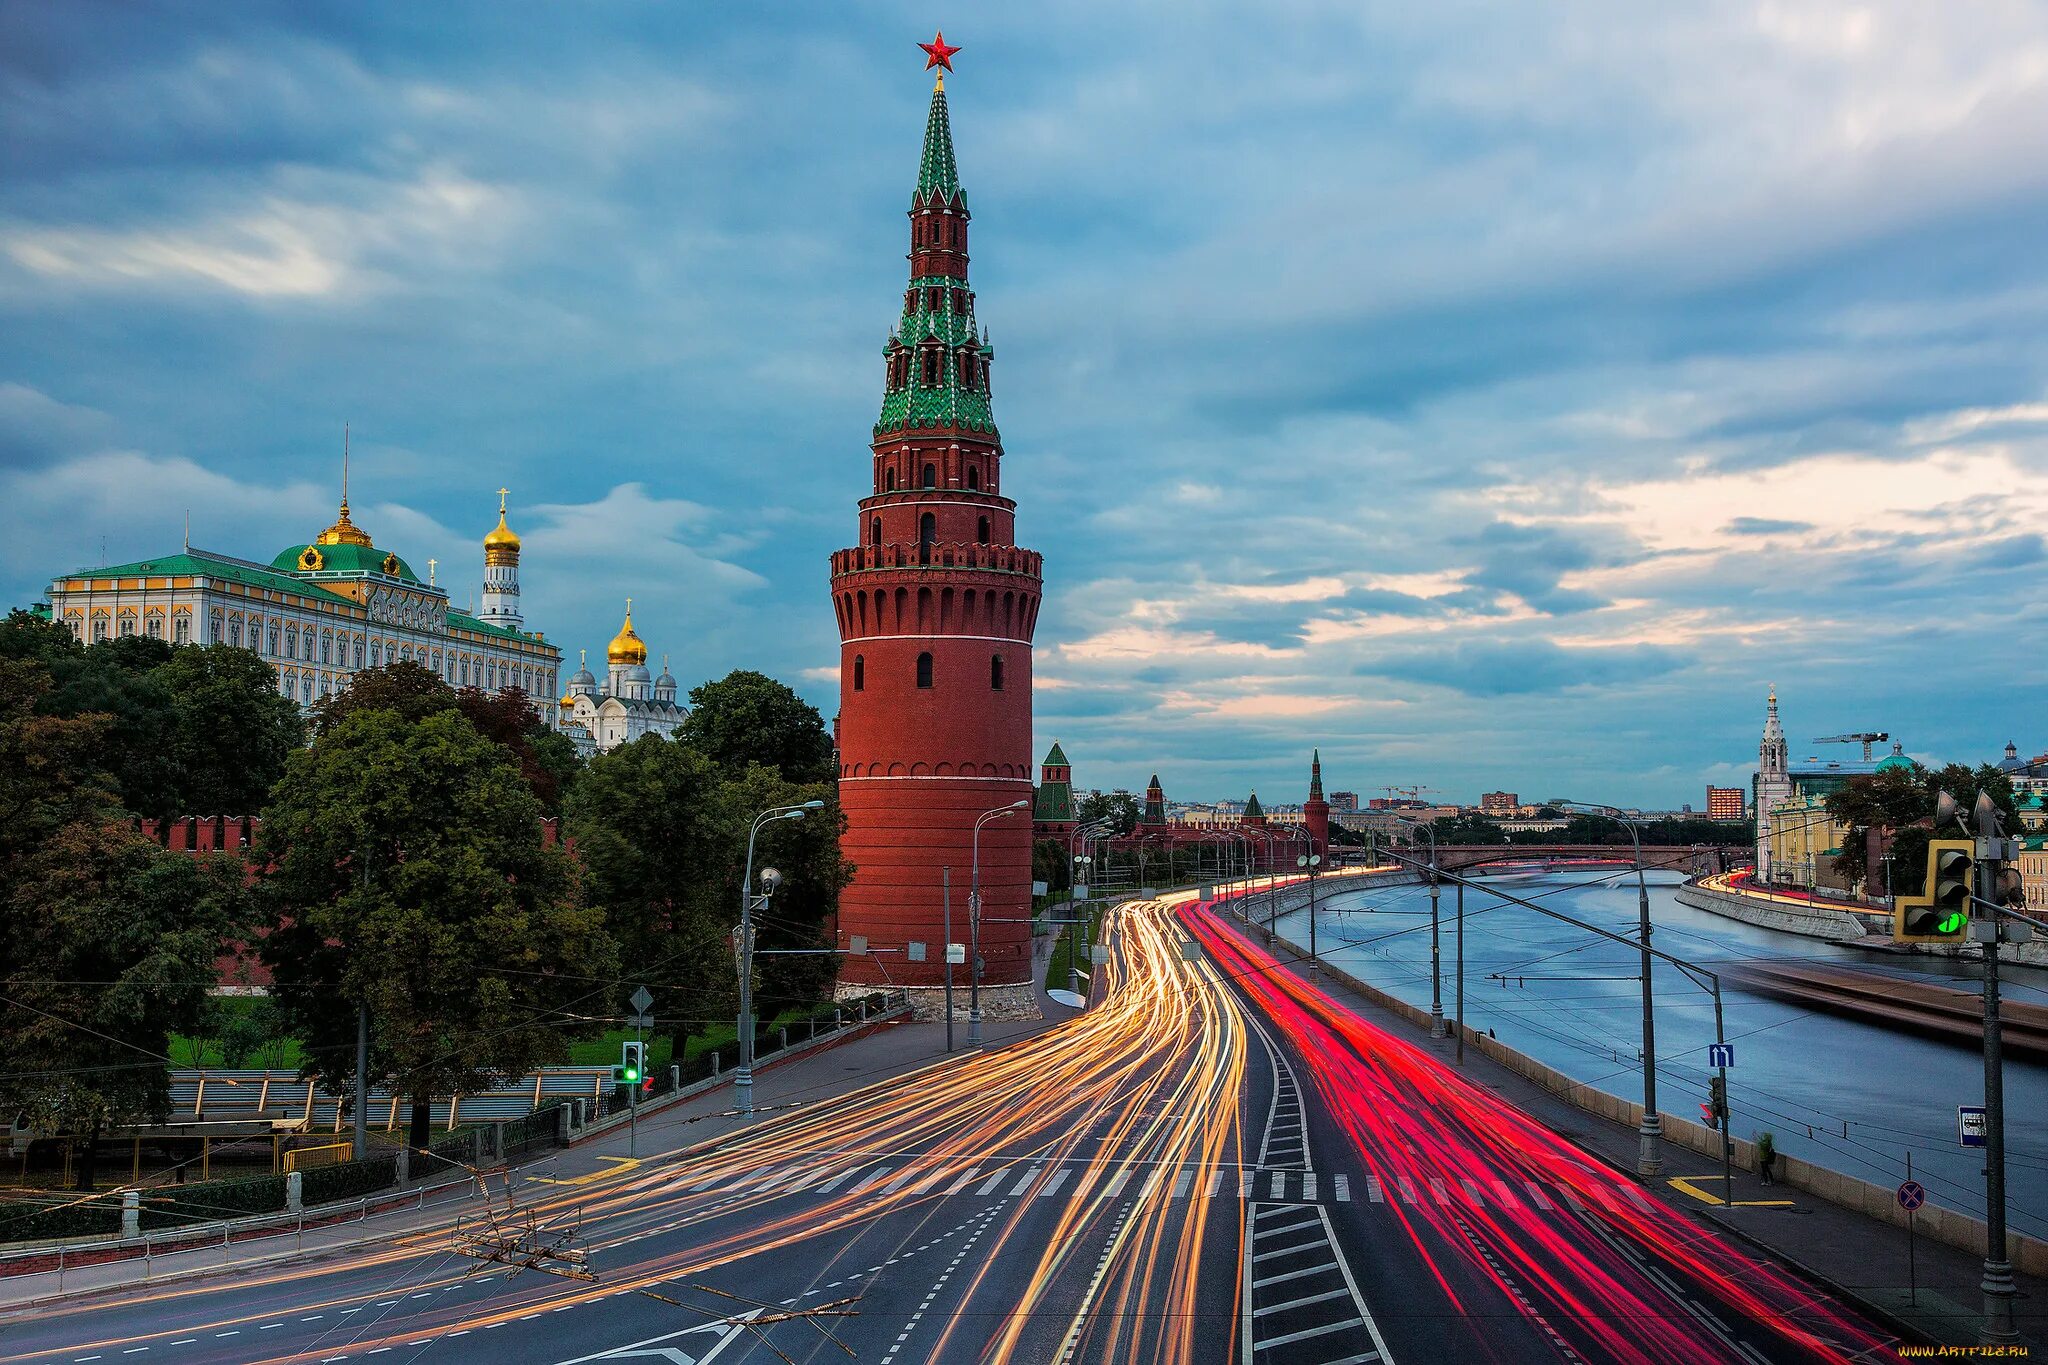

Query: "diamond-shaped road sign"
<box><xmin>629</xmin><ymin>985</ymin><xmax>654</xmax><ymax>1014</ymax></box>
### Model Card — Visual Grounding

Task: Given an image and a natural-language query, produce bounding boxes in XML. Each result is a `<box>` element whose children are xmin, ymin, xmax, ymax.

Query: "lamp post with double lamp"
<box><xmin>1395</xmin><ymin>815</ymin><xmax>1447</xmax><ymax>1038</ymax></box>
<box><xmin>1067</xmin><ymin>820</ymin><xmax>1112</xmax><ymax>1001</ymax></box>
<box><xmin>1563</xmin><ymin>799</ymin><xmax>1662</xmax><ymax>1177</ymax></box>
<box><xmin>1295</xmin><ymin>833</ymin><xmax>1324</xmax><ymax>972</ymax></box>
<box><xmin>737</xmin><ymin>799</ymin><xmax>824</xmax><ymax>1118</ymax></box>
<box><xmin>969</xmin><ymin>798</ymin><xmax>1030</xmax><ymax>1048</ymax></box>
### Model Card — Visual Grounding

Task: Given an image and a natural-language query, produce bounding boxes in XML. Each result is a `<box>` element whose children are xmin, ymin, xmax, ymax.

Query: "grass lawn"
<box><xmin>1044</xmin><ymin>901</ymin><xmax>1106</xmax><ymax>992</ymax></box>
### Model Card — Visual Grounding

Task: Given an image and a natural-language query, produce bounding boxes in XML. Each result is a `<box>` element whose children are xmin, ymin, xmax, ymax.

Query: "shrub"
<box><xmin>301</xmin><ymin>1155</ymin><xmax>396</xmax><ymax>1206</ymax></box>
<box><xmin>0</xmin><ymin>1195</ymin><xmax>124</xmax><ymax>1242</ymax></box>
<box><xmin>138</xmin><ymin>1173</ymin><xmax>288</xmax><ymax>1229</ymax></box>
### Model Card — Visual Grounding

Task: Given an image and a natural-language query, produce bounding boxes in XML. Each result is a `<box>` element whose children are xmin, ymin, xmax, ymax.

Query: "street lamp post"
<box><xmin>1066</xmin><ymin>819</ymin><xmax>1110</xmax><ymax>1003</ymax></box>
<box><xmin>737</xmin><ymin>799</ymin><xmax>823</xmax><ymax>1117</ymax></box>
<box><xmin>1565</xmin><ymin>799</ymin><xmax>1663</xmax><ymax>1177</ymax></box>
<box><xmin>1397</xmin><ymin>816</ymin><xmax>1447</xmax><ymax>1038</ymax></box>
<box><xmin>969</xmin><ymin>799</ymin><xmax>1030</xmax><ymax>1048</ymax></box>
<box><xmin>1296</xmin><ymin>835</ymin><xmax>1324</xmax><ymax>972</ymax></box>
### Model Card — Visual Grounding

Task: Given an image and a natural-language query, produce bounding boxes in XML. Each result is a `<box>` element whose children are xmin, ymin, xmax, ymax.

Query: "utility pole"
<box><xmin>942</xmin><ymin>867</ymin><xmax>954</xmax><ymax>1054</ymax></box>
<box><xmin>1455</xmin><ymin>879</ymin><xmax>1465</xmax><ymax>1065</ymax></box>
<box><xmin>353</xmin><ymin>1003</ymin><xmax>369</xmax><ymax>1161</ymax></box>
<box><xmin>1972</xmin><ymin>791</ymin><xmax>2019</xmax><ymax>1345</ymax></box>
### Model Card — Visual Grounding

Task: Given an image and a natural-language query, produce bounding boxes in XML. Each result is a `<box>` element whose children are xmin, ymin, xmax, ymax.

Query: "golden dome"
<box><xmin>606</xmin><ymin>600</ymin><xmax>648</xmax><ymax>666</ymax></box>
<box><xmin>315</xmin><ymin>498</ymin><xmax>374</xmax><ymax>548</ymax></box>
<box><xmin>483</xmin><ymin>489</ymin><xmax>521</xmax><ymax>563</ymax></box>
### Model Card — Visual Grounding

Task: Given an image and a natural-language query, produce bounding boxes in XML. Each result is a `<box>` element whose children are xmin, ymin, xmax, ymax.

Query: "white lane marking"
<box><xmin>1253</xmin><ymin>1286</ymin><xmax>1351</xmax><ymax>1317</ymax></box>
<box><xmin>1105</xmin><ymin>1169</ymin><xmax>1134</xmax><ymax>1197</ymax></box>
<box><xmin>1171</xmin><ymin>1169</ymin><xmax>1193</xmax><ymax>1198</ymax></box>
<box><xmin>1334</xmin><ymin>1174</ymin><xmax>1350</xmax><ymax>1202</ymax></box>
<box><xmin>1008</xmin><ymin>1166</ymin><xmax>1044</xmax><ymax>1196</ymax></box>
<box><xmin>1460</xmin><ymin>1179</ymin><xmax>1488</xmax><ymax>1207</ymax></box>
<box><xmin>1038</xmin><ymin>1168</ymin><xmax>1072</xmax><ymax>1197</ymax></box>
<box><xmin>1428</xmin><ymin>1178</ymin><xmax>1450</xmax><ymax>1206</ymax></box>
<box><xmin>811</xmin><ymin>1167</ymin><xmax>856</xmax><ymax>1194</ymax></box>
<box><xmin>975</xmin><ymin>1170</ymin><xmax>1010</xmax><ymax>1195</ymax></box>
<box><xmin>1207</xmin><ymin>1170</ymin><xmax>1226</xmax><ymax>1198</ymax></box>
<box><xmin>848</xmin><ymin>1166</ymin><xmax>895</xmax><ymax>1194</ymax></box>
<box><xmin>1268</xmin><ymin>1171</ymin><xmax>1285</xmax><ymax>1199</ymax></box>
<box><xmin>1523</xmin><ymin>1181</ymin><xmax>1555</xmax><ymax>1209</ymax></box>
<box><xmin>1252</xmin><ymin>1259</ymin><xmax>1340</xmax><ymax>1287</ymax></box>
<box><xmin>1302</xmin><ymin>1173</ymin><xmax>1318</xmax><ymax>1200</ymax></box>
<box><xmin>943</xmin><ymin>1168</ymin><xmax>982</xmax><ymax>1194</ymax></box>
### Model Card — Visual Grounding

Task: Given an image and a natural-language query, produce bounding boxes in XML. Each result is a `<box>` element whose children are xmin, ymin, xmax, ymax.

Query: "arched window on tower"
<box><xmin>919</xmin><ymin>511</ymin><xmax>936</xmax><ymax>564</ymax></box>
<box><xmin>870</xmin><ymin>516</ymin><xmax>882</xmax><ymax>547</ymax></box>
<box><xmin>853</xmin><ymin>654</ymin><xmax>865</xmax><ymax>692</ymax></box>
<box><xmin>922</xmin><ymin>462</ymin><xmax>936</xmax><ymax>489</ymax></box>
<box><xmin>977</xmin><ymin>515</ymin><xmax>990</xmax><ymax>546</ymax></box>
<box><xmin>990</xmin><ymin>654</ymin><xmax>1005</xmax><ymax>691</ymax></box>
<box><xmin>886</xmin><ymin>468</ymin><xmax>897</xmax><ymax>491</ymax></box>
<box><xmin>966</xmin><ymin>466</ymin><xmax>979</xmax><ymax>491</ymax></box>
<box><xmin>916</xmin><ymin>652</ymin><xmax>933</xmax><ymax>689</ymax></box>
<box><xmin>921</xmin><ymin>350</ymin><xmax>938</xmax><ymax>385</ymax></box>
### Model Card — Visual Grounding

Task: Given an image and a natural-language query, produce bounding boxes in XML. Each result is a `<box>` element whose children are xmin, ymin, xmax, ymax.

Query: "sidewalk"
<box><xmin>0</xmin><ymin>998</ymin><xmax>1067</xmax><ymax>1316</ymax></box>
<box><xmin>1220</xmin><ymin>907</ymin><xmax>2047</xmax><ymax>1351</ymax></box>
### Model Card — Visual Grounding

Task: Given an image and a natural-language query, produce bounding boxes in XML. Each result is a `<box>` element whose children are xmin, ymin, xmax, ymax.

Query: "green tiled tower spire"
<box><xmin>876</xmin><ymin>77</ymin><xmax>997</xmax><ymax>438</ymax></box>
<box><xmin>916</xmin><ymin>78</ymin><xmax>961</xmax><ymax>204</ymax></box>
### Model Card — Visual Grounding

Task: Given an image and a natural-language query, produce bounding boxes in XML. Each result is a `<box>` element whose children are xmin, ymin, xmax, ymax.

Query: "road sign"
<box><xmin>626</xmin><ymin>1013</ymin><xmax>654</xmax><ymax>1030</ymax></box>
<box><xmin>1032</xmin><ymin>880</ymin><xmax>1048</xmax><ymax>896</ymax></box>
<box><xmin>1707</xmin><ymin>1043</ymin><xmax>1735</xmax><ymax>1068</ymax></box>
<box><xmin>629</xmin><ymin>985</ymin><xmax>654</xmax><ymax>1014</ymax></box>
<box><xmin>1072</xmin><ymin>883</ymin><xmax>1089</xmax><ymax>899</ymax></box>
<box><xmin>1959</xmin><ymin>1105</ymin><xmax>1988</xmax><ymax>1148</ymax></box>
<box><xmin>1896</xmin><ymin>1180</ymin><xmax>1926</xmax><ymax>1211</ymax></box>
<box><xmin>907</xmin><ymin>941</ymin><xmax>927</xmax><ymax>963</ymax></box>
<box><xmin>848</xmin><ymin>934</ymin><xmax>869</xmax><ymax>955</ymax></box>
<box><xmin>945</xmin><ymin>943</ymin><xmax>965</xmax><ymax>964</ymax></box>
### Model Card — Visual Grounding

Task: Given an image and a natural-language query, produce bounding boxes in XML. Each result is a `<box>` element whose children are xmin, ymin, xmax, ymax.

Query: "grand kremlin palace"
<box><xmin>42</xmin><ymin>491</ymin><xmax>562</xmax><ymax>710</ymax></box>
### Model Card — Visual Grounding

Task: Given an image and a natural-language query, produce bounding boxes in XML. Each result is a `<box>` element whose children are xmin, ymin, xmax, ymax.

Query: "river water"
<box><xmin>1267</xmin><ymin>869</ymin><xmax>2048</xmax><ymax>1235</ymax></box>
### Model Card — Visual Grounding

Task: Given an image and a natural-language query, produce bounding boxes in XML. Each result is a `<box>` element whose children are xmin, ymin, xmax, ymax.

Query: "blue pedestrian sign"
<box><xmin>1959</xmin><ymin>1105</ymin><xmax>1988</xmax><ymax>1148</ymax></box>
<box><xmin>1707</xmin><ymin>1043</ymin><xmax>1735</xmax><ymax>1068</ymax></box>
<box><xmin>1896</xmin><ymin>1180</ymin><xmax>1926</xmax><ymax>1211</ymax></box>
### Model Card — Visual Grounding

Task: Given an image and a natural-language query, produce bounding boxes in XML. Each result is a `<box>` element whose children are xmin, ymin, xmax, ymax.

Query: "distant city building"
<box><xmin>554</xmin><ymin>603</ymin><xmax>687</xmax><ymax>756</ymax></box>
<box><xmin>1496</xmin><ymin>817</ymin><xmax>1570</xmax><ymax>835</ymax></box>
<box><xmin>1031</xmin><ymin>742</ymin><xmax>1076</xmax><ymax>839</ymax></box>
<box><xmin>1480</xmin><ymin>791</ymin><xmax>1519</xmax><ymax>817</ymax></box>
<box><xmin>1706</xmin><ymin>786</ymin><xmax>1746</xmax><ymax>821</ymax></box>
<box><xmin>1764</xmin><ymin>793</ymin><xmax>1853</xmax><ymax>893</ymax></box>
<box><xmin>1753</xmin><ymin>687</ymin><xmax>1914</xmax><ymax>888</ymax></box>
<box><xmin>43</xmin><ymin>482</ymin><xmax>560</xmax><ymax>712</ymax></box>
<box><xmin>1328</xmin><ymin>789</ymin><xmax>1359</xmax><ymax>813</ymax></box>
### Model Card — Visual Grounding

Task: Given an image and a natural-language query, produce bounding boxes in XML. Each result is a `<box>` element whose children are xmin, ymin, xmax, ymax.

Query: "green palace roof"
<box><xmin>1043</xmin><ymin>741</ymin><xmax>1070</xmax><ymax>767</ymax></box>
<box><xmin>67</xmin><ymin>551</ymin><xmax>342</xmax><ymax>599</ymax></box>
<box><xmin>271</xmin><ymin>541</ymin><xmax>421</xmax><ymax>583</ymax></box>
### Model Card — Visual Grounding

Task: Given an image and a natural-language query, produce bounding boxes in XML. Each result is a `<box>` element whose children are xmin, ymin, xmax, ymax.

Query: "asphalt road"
<box><xmin>3</xmin><ymin>892</ymin><xmax>1910</xmax><ymax>1365</ymax></box>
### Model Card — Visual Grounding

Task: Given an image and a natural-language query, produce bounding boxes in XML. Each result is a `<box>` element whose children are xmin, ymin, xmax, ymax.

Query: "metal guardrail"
<box><xmin>0</xmin><ymin>1171</ymin><xmax>488</xmax><ymax>1295</ymax></box>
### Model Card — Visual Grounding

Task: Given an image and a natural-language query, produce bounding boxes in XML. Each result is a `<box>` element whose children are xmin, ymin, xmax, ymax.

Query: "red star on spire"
<box><xmin>919</xmin><ymin>30</ymin><xmax>961</xmax><ymax>72</ymax></box>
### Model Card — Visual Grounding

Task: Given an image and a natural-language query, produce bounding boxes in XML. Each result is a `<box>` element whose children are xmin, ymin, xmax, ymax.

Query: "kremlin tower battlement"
<box><xmin>830</xmin><ymin>43</ymin><xmax>1042</xmax><ymax>1009</ymax></box>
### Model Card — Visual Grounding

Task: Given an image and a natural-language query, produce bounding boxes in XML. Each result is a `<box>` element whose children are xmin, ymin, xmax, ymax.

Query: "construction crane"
<box><xmin>1813</xmin><ymin>732</ymin><xmax>1888</xmax><ymax>761</ymax></box>
<box><xmin>1379</xmin><ymin>785</ymin><xmax>1438</xmax><ymax>804</ymax></box>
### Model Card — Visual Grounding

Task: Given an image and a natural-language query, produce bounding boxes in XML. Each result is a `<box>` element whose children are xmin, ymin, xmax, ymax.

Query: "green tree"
<box><xmin>678</xmin><ymin>670</ymin><xmax>836</xmax><ymax>783</ymax></box>
<box><xmin>315</xmin><ymin>663</ymin><xmax>578</xmax><ymax>812</ymax></box>
<box><xmin>1076</xmin><ymin>789</ymin><xmax>1140</xmax><ymax>836</ymax></box>
<box><xmin>1429</xmin><ymin>812</ymin><xmax>1508</xmax><ymax>845</ymax></box>
<box><xmin>153</xmin><ymin>646</ymin><xmax>304</xmax><ymax>815</ymax></box>
<box><xmin>564</xmin><ymin>738</ymin><xmax>851</xmax><ymax>1062</ymax></box>
<box><xmin>258</xmin><ymin>709</ymin><xmax>615</xmax><ymax>1155</ymax></box>
<box><xmin>0</xmin><ymin>656</ymin><xmax>248</xmax><ymax>1188</ymax></box>
<box><xmin>563</xmin><ymin>737</ymin><xmax>736</xmax><ymax>1063</ymax></box>
<box><xmin>1826</xmin><ymin>761</ymin><xmax>2017</xmax><ymax>890</ymax></box>
<box><xmin>721</xmin><ymin>765</ymin><xmax>851</xmax><ymax>1019</ymax></box>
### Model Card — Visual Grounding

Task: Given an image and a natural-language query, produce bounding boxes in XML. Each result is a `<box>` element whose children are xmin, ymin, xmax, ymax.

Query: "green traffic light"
<box><xmin>1937</xmin><ymin>911</ymin><xmax>1967</xmax><ymax>935</ymax></box>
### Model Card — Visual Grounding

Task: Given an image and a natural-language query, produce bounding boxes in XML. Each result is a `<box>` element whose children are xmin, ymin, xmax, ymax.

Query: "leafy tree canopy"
<box><xmin>1825</xmin><ymin>761</ymin><xmax>2017</xmax><ymax>888</ymax></box>
<box><xmin>678</xmin><ymin>670</ymin><xmax>836</xmax><ymax>784</ymax></box>
<box><xmin>1075</xmin><ymin>789</ymin><xmax>1141</xmax><ymax>837</ymax></box>
<box><xmin>0</xmin><ymin>655</ymin><xmax>248</xmax><ymax>1187</ymax></box>
<box><xmin>314</xmin><ymin>662</ymin><xmax>578</xmax><ymax>812</ymax></box>
<box><xmin>258</xmin><ymin>708</ymin><xmax>614</xmax><ymax>1152</ymax></box>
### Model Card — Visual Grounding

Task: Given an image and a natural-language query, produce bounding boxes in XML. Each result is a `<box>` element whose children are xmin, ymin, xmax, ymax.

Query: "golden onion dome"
<box><xmin>484</xmin><ymin>512</ymin><xmax>521</xmax><ymax>551</ymax></box>
<box><xmin>606</xmin><ymin>601</ymin><xmax>648</xmax><ymax>666</ymax></box>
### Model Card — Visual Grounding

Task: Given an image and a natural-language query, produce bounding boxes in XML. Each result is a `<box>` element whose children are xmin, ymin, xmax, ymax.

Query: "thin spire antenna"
<box><xmin>183</xmin><ymin>509</ymin><xmax>190</xmax><ymax>551</ymax></box>
<box><xmin>343</xmin><ymin>423</ymin><xmax>350</xmax><ymax>507</ymax></box>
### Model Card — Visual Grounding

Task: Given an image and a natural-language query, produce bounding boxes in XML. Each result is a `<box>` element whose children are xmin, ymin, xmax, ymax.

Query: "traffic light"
<box><xmin>619</xmin><ymin>1041</ymin><xmax>644</xmax><ymax>1086</ymax></box>
<box><xmin>1894</xmin><ymin>838</ymin><xmax>1974</xmax><ymax>944</ymax></box>
<box><xmin>1707</xmin><ymin>1075</ymin><xmax>1727</xmax><ymax>1125</ymax></box>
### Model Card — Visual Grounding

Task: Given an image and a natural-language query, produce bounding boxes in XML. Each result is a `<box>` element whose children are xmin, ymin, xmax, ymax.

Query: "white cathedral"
<box><xmin>555</xmin><ymin>601</ymin><xmax>688</xmax><ymax>757</ymax></box>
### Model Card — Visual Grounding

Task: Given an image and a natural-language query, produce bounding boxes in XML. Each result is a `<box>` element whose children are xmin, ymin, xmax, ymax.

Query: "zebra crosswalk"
<box><xmin>667</xmin><ymin>1156</ymin><xmax>1655</xmax><ymax>1217</ymax></box>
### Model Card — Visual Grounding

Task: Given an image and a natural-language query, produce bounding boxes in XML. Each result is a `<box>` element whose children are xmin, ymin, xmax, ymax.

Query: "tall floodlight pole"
<box><xmin>737</xmin><ymin>799</ymin><xmax>823</xmax><ymax>1117</ymax></box>
<box><xmin>1397</xmin><ymin>816</ymin><xmax>1446</xmax><ymax>1037</ymax></box>
<box><xmin>969</xmin><ymin>799</ymin><xmax>1030</xmax><ymax>1048</ymax></box>
<box><xmin>1965</xmin><ymin>789</ymin><xmax>2020</xmax><ymax>1345</ymax></box>
<box><xmin>1566</xmin><ymin>800</ymin><xmax>1662</xmax><ymax>1176</ymax></box>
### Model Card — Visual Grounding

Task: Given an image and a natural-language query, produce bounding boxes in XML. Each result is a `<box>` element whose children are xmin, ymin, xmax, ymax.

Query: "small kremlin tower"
<box><xmin>831</xmin><ymin>36</ymin><xmax>1043</xmax><ymax>1007</ymax></box>
<box><xmin>1304</xmin><ymin>749</ymin><xmax>1331</xmax><ymax>856</ymax></box>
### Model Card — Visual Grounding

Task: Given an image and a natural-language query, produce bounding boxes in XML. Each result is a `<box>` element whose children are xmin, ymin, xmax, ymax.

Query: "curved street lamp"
<box><xmin>1562</xmin><ymin>799</ymin><xmax>1662</xmax><ymax>1176</ymax></box>
<box><xmin>969</xmin><ymin>799</ymin><xmax>1030</xmax><ymax>1047</ymax></box>
<box><xmin>1395</xmin><ymin>814</ymin><xmax>1447</xmax><ymax>1038</ymax></box>
<box><xmin>737</xmin><ymin>798</ymin><xmax>825</xmax><ymax>1117</ymax></box>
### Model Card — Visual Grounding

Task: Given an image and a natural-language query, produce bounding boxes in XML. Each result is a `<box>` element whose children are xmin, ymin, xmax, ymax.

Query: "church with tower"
<box><xmin>829</xmin><ymin>38</ymin><xmax>1044</xmax><ymax>1011</ymax></box>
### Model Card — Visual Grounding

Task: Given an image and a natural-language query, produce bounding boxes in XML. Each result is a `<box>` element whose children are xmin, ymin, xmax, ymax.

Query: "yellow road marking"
<box><xmin>1666</xmin><ymin>1175</ymin><xmax>1794</xmax><ymax>1208</ymax></box>
<box><xmin>529</xmin><ymin>1156</ymin><xmax>643</xmax><ymax>1186</ymax></box>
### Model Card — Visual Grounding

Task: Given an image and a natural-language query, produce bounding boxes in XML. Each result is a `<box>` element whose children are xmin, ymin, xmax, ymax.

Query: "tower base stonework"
<box><xmin>837</xmin><ymin>981</ymin><xmax>1042</xmax><ymax>1024</ymax></box>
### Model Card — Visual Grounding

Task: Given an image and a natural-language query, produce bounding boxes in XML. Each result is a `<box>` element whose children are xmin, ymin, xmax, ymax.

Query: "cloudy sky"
<box><xmin>4</xmin><ymin>2</ymin><xmax>2045</xmax><ymax>808</ymax></box>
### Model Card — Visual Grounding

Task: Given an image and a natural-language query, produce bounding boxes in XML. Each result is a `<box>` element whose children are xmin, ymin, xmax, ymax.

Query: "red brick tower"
<box><xmin>830</xmin><ymin>57</ymin><xmax>1043</xmax><ymax>1006</ymax></box>
<box><xmin>1304</xmin><ymin>749</ymin><xmax>1331</xmax><ymax>856</ymax></box>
